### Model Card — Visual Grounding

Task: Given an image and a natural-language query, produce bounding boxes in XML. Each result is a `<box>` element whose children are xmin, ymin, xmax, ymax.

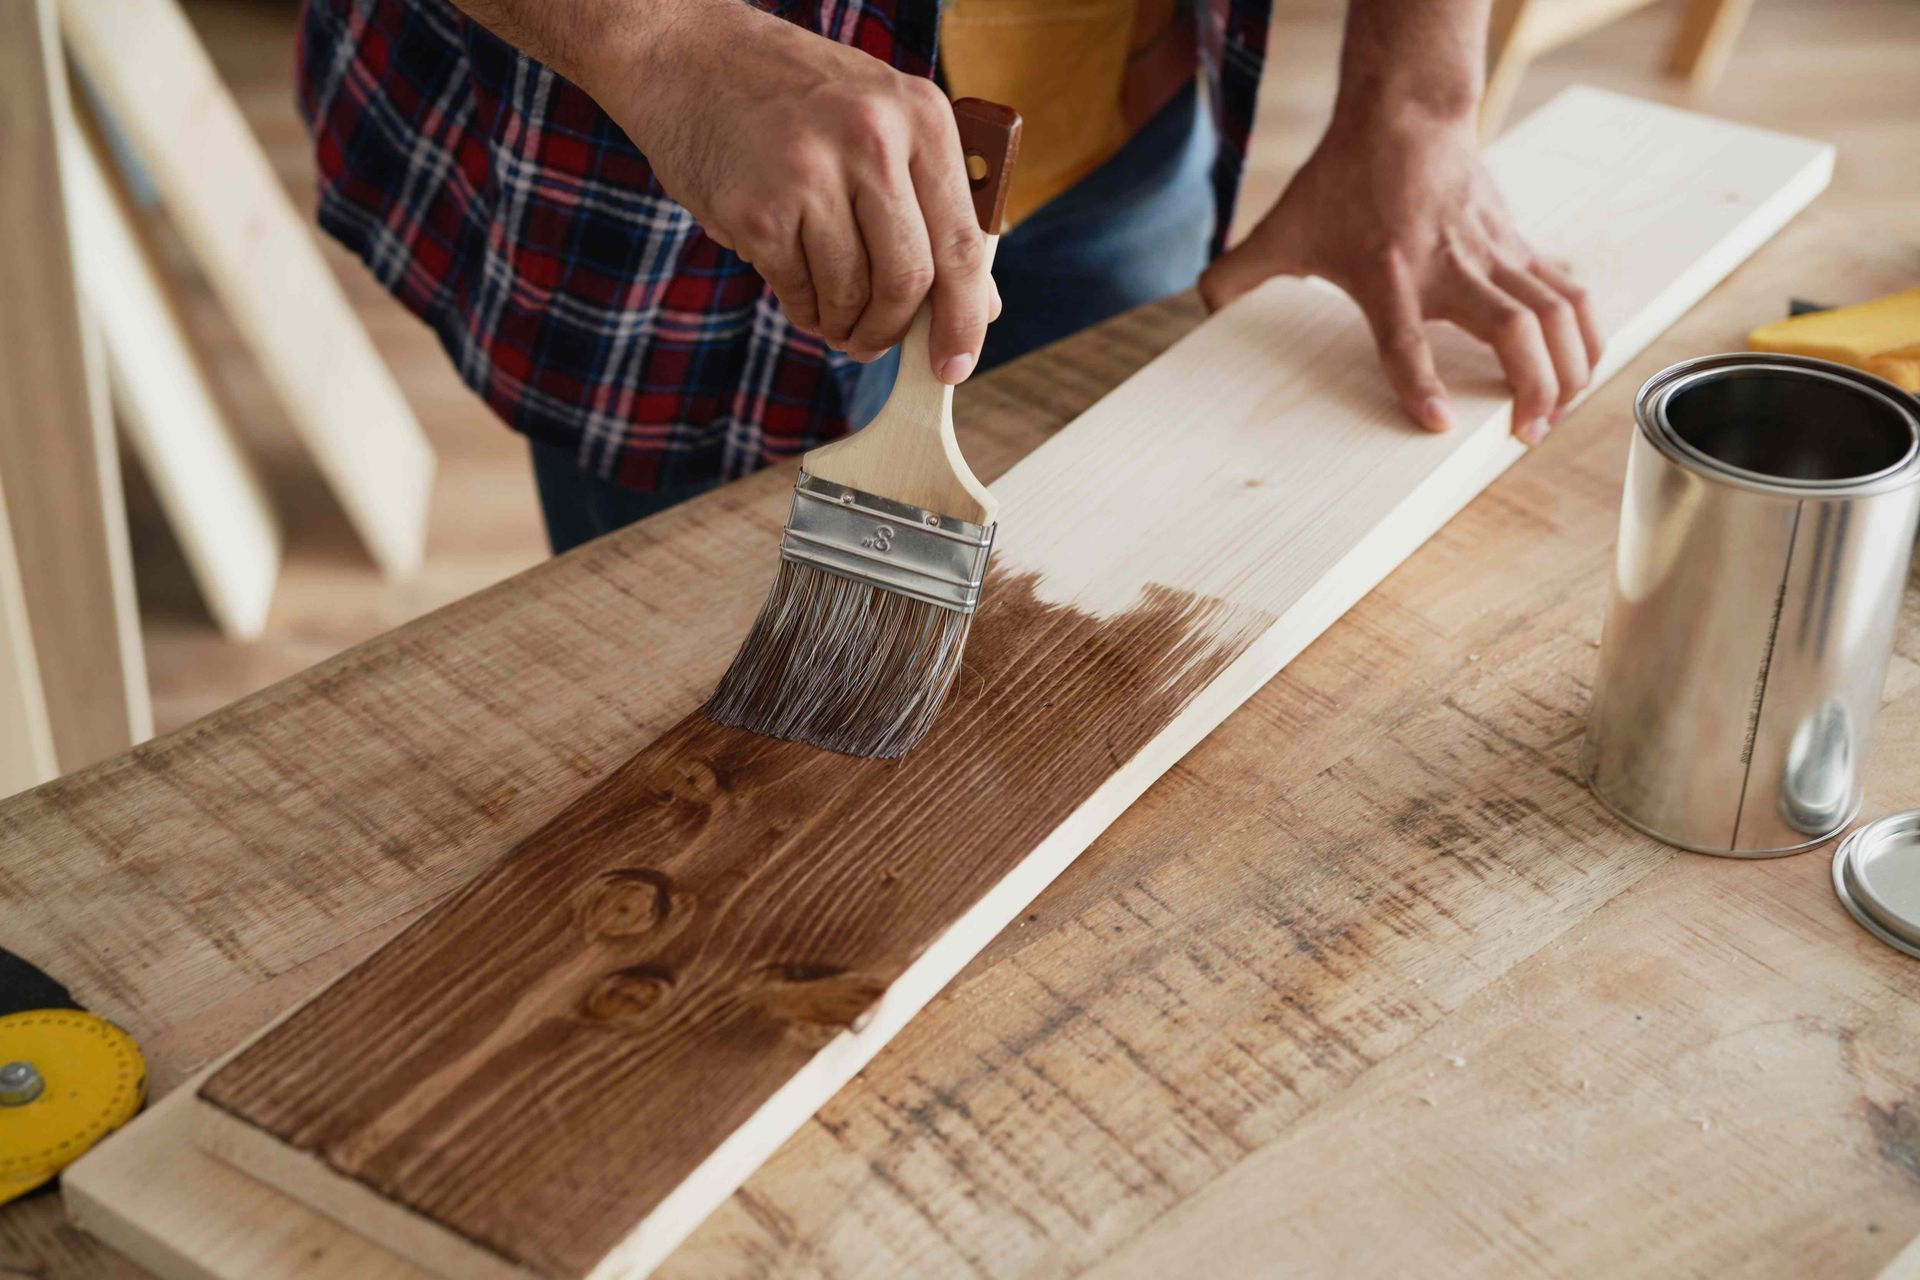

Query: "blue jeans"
<box><xmin>533</xmin><ymin>85</ymin><xmax>1216</xmax><ymax>554</ymax></box>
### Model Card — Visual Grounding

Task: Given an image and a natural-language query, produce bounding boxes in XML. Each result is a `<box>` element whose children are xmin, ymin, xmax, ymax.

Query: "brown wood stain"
<box><xmin>198</xmin><ymin>570</ymin><xmax>1268</xmax><ymax>1278</ymax></box>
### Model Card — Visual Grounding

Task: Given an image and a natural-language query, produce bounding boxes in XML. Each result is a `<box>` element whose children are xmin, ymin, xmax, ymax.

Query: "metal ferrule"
<box><xmin>781</xmin><ymin>472</ymin><xmax>996</xmax><ymax>613</ymax></box>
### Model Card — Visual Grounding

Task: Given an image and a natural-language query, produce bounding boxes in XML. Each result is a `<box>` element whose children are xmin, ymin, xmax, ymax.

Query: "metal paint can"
<box><xmin>1582</xmin><ymin>354</ymin><xmax>1920</xmax><ymax>856</ymax></box>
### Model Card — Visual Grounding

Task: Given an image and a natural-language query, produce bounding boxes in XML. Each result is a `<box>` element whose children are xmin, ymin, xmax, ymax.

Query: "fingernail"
<box><xmin>1518</xmin><ymin>417</ymin><xmax>1548</xmax><ymax>446</ymax></box>
<box><xmin>939</xmin><ymin>353</ymin><xmax>976</xmax><ymax>385</ymax></box>
<box><xmin>1420</xmin><ymin>395</ymin><xmax>1454</xmax><ymax>433</ymax></box>
<box><xmin>1549</xmin><ymin>404</ymin><xmax>1568</xmax><ymax>426</ymax></box>
<box><xmin>847</xmin><ymin>349</ymin><xmax>882</xmax><ymax>364</ymax></box>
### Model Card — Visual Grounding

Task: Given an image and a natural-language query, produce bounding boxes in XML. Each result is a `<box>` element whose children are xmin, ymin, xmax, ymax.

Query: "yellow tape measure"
<box><xmin>0</xmin><ymin>1009</ymin><xmax>145</xmax><ymax>1205</ymax></box>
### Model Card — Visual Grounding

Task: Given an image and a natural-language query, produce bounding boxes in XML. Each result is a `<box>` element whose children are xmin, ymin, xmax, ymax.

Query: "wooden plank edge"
<box><xmin>1880</xmin><ymin>1230</ymin><xmax>1920</xmax><ymax>1280</ymax></box>
<box><xmin>194</xmin><ymin>1103</ymin><xmax>524</xmax><ymax>1280</ymax></box>
<box><xmin>67</xmin><ymin>1067</ymin><xmax>430</xmax><ymax>1280</ymax></box>
<box><xmin>68</xmin><ymin>103</ymin><xmax>281</xmax><ymax>640</ymax></box>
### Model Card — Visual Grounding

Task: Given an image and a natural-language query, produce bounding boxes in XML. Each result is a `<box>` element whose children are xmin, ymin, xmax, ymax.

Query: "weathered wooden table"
<box><xmin>5</xmin><ymin>208</ymin><xmax>1919</xmax><ymax>1279</ymax></box>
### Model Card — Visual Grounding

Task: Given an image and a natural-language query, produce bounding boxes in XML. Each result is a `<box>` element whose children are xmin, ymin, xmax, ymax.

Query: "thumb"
<box><xmin>1198</xmin><ymin>235</ymin><xmax>1282</xmax><ymax>313</ymax></box>
<box><xmin>1198</xmin><ymin>203</ymin><xmax>1315</xmax><ymax>313</ymax></box>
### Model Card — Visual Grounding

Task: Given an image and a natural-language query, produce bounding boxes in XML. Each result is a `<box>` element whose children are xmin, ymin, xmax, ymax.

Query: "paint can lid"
<box><xmin>1832</xmin><ymin>810</ymin><xmax>1920</xmax><ymax>959</ymax></box>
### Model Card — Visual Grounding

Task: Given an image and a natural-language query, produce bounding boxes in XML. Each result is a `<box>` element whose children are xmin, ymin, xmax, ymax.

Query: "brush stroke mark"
<box><xmin>202</xmin><ymin>572</ymin><xmax>1271</xmax><ymax>1278</ymax></box>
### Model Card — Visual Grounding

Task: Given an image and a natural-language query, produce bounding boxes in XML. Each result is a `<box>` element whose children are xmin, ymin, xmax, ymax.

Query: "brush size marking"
<box><xmin>861</xmin><ymin>526</ymin><xmax>896</xmax><ymax>553</ymax></box>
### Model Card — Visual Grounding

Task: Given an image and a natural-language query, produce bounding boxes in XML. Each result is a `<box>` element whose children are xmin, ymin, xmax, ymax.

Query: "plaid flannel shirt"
<box><xmin>298</xmin><ymin>0</ymin><xmax>1273</xmax><ymax>491</ymax></box>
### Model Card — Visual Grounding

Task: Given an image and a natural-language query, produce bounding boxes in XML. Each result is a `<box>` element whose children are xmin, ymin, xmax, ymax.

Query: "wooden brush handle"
<box><xmin>879</xmin><ymin>99</ymin><xmax>1018</xmax><ymax>458</ymax></box>
<box><xmin>953</xmin><ymin>98</ymin><xmax>1021</xmax><ymax>234</ymax></box>
<box><xmin>799</xmin><ymin>98</ymin><xmax>1022</xmax><ymax>524</ymax></box>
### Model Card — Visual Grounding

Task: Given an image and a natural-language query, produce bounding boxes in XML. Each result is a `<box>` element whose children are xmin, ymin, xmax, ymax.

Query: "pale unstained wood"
<box><xmin>57</xmin><ymin>0</ymin><xmax>436</xmax><ymax>579</ymax></box>
<box><xmin>181</xmin><ymin>91</ymin><xmax>1831</xmax><ymax>1280</ymax></box>
<box><xmin>1667</xmin><ymin>0</ymin><xmax>1758</xmax><ymax>90</ymax></box>
<box><xmin>0</xmin><ymin>0</ymin><xmax>150</xmax><ymax>771</ymax></box>
<box><xmin>1479</xmin><ymin>0</ymin><xmax>1754</xmax><ymax>135</ymax></box>
<box><xmin>1881</xmin><ymin>1229</ymin><xmax>1920</xmax><ymax>1280</ymax></box>
<box><xmin>0</xmin><ymin>467</ymin><xmax>57</xmax><ymax>797</ymax></box>
<box><xmin>68</xmin><ymin>106</ymin><xmax>281</xmax><ymax>641</ymax></box>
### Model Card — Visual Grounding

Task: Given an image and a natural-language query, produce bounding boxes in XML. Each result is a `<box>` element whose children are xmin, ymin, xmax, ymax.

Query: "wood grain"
<box><xmin>199</xmin><ymin>575</ymin><xmax>1255</xmax><ymax>1279</ymax></box>
<box><xmin>181</xmin><ymin>91</ymin><xmax>1831</xmax><ymax>1280</ymax></box>
<box><xmin>39</xmin><ymin>298</ymin><xmax>1186</xmax><ymax>1280</ymax></box>
<box><xmin>653</xmin><ymin>218</ymin><xmax>1920</xmax><ymax>1280</ymax></box>
<box><xmin>1086</xmin><ymin>682</ymin><xmax>1920</xmax><ymax>1279</ymax></box>
<box><xmin>0</xmin><ymin>0</ymin><xmax>150</xmax><ymax>772</ymax></box>
<box><xmin>57</xmin><ymin>0</ymin><xmax>435</xmax><ymax>579</ymax></box>
<box><xmin>38</xmin><ymin>218</ymin><xmax>1920</xmax><ymax>1280</ymax></box>
<box><xmin>15</xmin><ymin>2</ymin><xmax>1920</xmax><ymax>1273</ymax></box>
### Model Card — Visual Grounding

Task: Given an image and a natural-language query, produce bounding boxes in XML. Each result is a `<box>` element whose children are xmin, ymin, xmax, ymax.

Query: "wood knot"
<box><xmin>745</xmin><ymin>963</ymin><xmax>886</xmax><ymax>1040</ymax></box>
<box><xmin>670</xmin><ymin>758</ymin><xmax>724</xmax><ymax>804</ymax></box>
<box><xmin>577</xmin><ymin>868</ymin><xmax>679</xmax><ymax>939</ymax></box>
<box><xmin>580</xmin><ymin>963</ymin><xmax>675</xmax><ymax>1023</ymax></box>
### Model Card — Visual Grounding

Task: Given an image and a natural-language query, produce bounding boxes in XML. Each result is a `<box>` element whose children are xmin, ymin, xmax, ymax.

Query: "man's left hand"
<box><xmin>1200</xmin><ymin>108</ymin><xmax>1603</xmax><ymax>445</ymax></box>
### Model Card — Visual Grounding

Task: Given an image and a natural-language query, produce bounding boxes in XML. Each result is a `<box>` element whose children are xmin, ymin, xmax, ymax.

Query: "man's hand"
<box><xmin>457</xmin><ymin>0</ymin><xmax>996</xmax><ymax>383</ymax></box>
<box><xmin>1200</xmin><ymin>0</ymin><xmax>1602</xmax><ymax>444</ymax></box>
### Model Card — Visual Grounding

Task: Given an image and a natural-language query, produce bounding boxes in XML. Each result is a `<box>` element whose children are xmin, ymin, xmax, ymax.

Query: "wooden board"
<box><xmin>58</xmin><ymin>0</ymin><xmax>435</xmax><ymax>579</ymax></box>
<box><xmin>1082</xmin><ymin>683</ymin><xmax>1920</xmax><ymax>1279</ymax></box>
<box><xmin>67</xmin><ymin>108</ymin><xmax>282</xmax><ymax>641</ymax></box>
<box><xmin>35</xmin><ymin>211</ymin><xmax>1920</xmax><ymax>1280</ymax></box>
<box><xmin>0</xmin><ymin>0</ymin><xmax>150</xmax><ymax>772</ymax></box>
<box><xmin>179</xmin><ymin>90</ymin><xmax>1833</xmax><ymax>1280</ymax></box>
<box><xmin>48</xmin><ymin>286</ymin><xmax>1175</xmax><ymax>1280</ymax></box>
<box><xmin>0</xmin><ymin>467</ymin><xmax>57</xmax><ymax>798</ymax></box>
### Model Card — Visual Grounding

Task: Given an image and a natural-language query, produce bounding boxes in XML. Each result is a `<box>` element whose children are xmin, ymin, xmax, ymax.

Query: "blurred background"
<box><xmin>6</xmin><ymin>0</ymin><xmax>1918</xmax><ymax>766</ymax></box>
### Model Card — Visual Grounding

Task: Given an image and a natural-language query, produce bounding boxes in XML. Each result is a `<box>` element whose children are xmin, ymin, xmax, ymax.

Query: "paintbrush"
<box><xmin>705</xmin><ymin>98</ymin><xmax>1022</xmax><ymax>759</ymax></box>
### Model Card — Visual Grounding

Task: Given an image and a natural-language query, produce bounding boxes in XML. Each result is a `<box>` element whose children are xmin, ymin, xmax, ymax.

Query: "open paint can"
<box><xmin>1582</xmin><ymin>354</ymin><xmax>1920</xmax><ymax>856</ymax></box>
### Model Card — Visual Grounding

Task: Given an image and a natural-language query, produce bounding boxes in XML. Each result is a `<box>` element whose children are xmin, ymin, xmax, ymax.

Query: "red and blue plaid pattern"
<box><xmin>298</xmin><ymin>0</ymin><xmax>1272</xmax><ymax>490</ymax></box>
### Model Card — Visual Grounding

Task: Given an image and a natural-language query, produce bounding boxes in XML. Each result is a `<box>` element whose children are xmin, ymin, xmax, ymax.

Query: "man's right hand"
<box><xmin>580</xmin><ymin>1</ymin><xmax>997</xmax><ymax>384</ymax></box>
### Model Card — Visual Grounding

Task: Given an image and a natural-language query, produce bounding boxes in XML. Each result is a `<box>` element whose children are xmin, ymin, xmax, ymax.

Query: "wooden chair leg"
<box><xmin>1481</xmin><ymin>0</ymin><xmax>1541</xmax><ymax>139</ymax></box>
<box><xmin>1668</xmin><ymin>0</ymin><xmax>1757</xmax><ymax>92</ymax></box>
<box><xmin>0</xmin><ymin>0</ymin><xmax>151</xmax><ymax>773</ymax></box>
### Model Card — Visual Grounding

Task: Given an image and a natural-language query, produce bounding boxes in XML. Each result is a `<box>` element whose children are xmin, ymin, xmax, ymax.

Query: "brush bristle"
<box><xmin>704</xmin><ymin>561</ymin><xmax>975</xmax><ymax>759</ymax></box>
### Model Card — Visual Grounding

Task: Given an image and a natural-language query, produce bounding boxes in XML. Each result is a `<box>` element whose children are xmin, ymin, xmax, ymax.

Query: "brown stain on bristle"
<box><xmin>200</xmin><ymin>572</ymin><xmax>1271</xmax><ymax>1280</ymax></box>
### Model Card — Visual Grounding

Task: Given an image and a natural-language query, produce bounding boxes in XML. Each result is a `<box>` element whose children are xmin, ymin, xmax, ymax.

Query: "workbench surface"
<box><xmin>6</xmin><ymin>210</ymin><xmax>1920</xmax><ymax>1279</ymax></box>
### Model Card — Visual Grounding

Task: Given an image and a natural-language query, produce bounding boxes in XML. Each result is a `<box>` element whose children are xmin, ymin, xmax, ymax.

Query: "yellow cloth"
<box><xmin>940</xmin><ymin>0</ymin><xmax>1179</xmax><ymax>227</ymax></box>
<box><xmin>1748</xmin><ymin>284</ymin><xmax>1920</xmax><ymax>392</ymax></box>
